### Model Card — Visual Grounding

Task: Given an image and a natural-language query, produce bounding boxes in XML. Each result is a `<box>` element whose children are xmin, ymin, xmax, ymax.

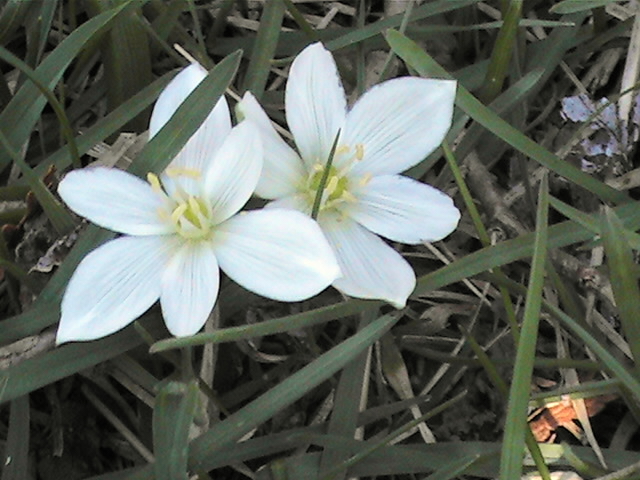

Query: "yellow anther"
<box><xmin>342</xmin><ymin>191</ymin><xmax>357</xmax><ymax>203</ymax></box>
<box><xmin>166</xmin><ymin>166</ymin><xmax>201</xmax><ymax>179</ymax></box>
<box><xmin>157</xmin><ymin>208</ymin><xmax>169</xmax><ymax>221</ymax></box>
<box><xmin>147</xmin><ymin>173</ymin><xmax>163</xmax><ymax>193</ymax></box>
<box><xmin>325</xmin><ymin>176</ymin><xmax>339</xmax><ymax>196</ymax></box>
<box><xmin>355</xmin><ymin>144</ymin><xmax>365</xmax><ymax>161</ymax></box>
<box><xmin>188</xmin><ymin>197</ymin><xmax>201</xmax><ymax>215</ymax></box>
<box><xmin>360</xmin><ymin>172</ymin><xmax>373</xmax><ymax>186</ymax></box>
<box><xmin>312</xmin><ymin>163</ymin><xmax>324</xmax><ymax>173</ymax></box>
<box><xmin>336</xmin><ymin>145</ymin><xmax>350</xmax><ymax>155</ymax></box>
<box><xmin>171</xmin><ymin>203</ymin><xmax>187</xmax><ymax>223</ymax></box>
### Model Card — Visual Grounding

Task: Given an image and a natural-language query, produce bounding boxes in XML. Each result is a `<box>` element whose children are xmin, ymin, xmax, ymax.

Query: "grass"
<box><xmin>0</xmin><ymin>0</ymin><xmax>639</xmax><ymax>479</ymax></box>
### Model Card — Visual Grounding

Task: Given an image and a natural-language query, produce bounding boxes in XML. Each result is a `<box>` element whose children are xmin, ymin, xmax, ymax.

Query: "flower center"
<box><xmin>305</xmin><ymin>143</ymin><xmax>366</xmax><ymax>214</ymax></box>
<box><xmin>148</xmin><ymin>170</ymin><xmax>213</xmax><ymax>240</ymax></box>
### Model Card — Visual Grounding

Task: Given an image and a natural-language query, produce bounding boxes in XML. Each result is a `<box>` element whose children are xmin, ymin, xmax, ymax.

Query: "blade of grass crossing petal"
<box><xmin>153</xmin><ymin>380</ymin><xmax>199</xmax><ymax>480</ymax></box>
<box><xmin>129</xmin><ymin>50</ymin><xmax>242</xmax><ymax>177</ymax></box>
<box><xmin>0</xmin><ymin>1</ymin><xmax>138</xmax><ymax>169</ymax></box>
<box><xmin>188</xmin><ymin>313</ymin><xmax>399</xmax><ymax>471</ymax></box>
<box><xmin>312</xmin><ymin>130</ymin><xmax>341</xmax><ymax>219</ymax></box>
<box><xmin>499</xmin><ymin>174</ymin><xmax>549</xmax><ymax>480</ymax></box>
<box><xmin>600</xmin><ymin>207</ymin><xmax>640</xmax><ymax>376</ymax></box>
<box><xmin>478</xmin><ymin>0</ymin><xmax>522</xmax><ymax>103</ymax></box>
<box><xmin>151</xmin><ymin>300</ymin><xmax>378</xmax><ymax>352</ymax></box>
<box><xmin>385</xmin><ymin>29</ymin><xmax>627</xmax><ymax>204</ymax></box>
<box><xmin>0</xmin><ymin>129</ymin><xmax>75</xmax><ymax>235</ymax></box>
<box><xmin>242</xmin><ymin>0</ymin><xmax>285</xmax><ymax>98</ymax></box>
<box><xmin>319</xmin><ymin>311</ymin><xmax>376</xmax><ymax>479</ymax></box>
<box><xmin>550</xmin><ymin>0</ymin><xmax>621</xmax><ymax>14</ymax></box>
<box><xmin>1</xmin><ymin>395</ymin><xmax>29</xmax><ymax>480</ymax></box>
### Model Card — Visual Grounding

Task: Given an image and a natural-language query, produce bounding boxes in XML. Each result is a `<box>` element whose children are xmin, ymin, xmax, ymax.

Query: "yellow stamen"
<box><xmin>342</xmin><ymin>191</ymin><xmax>357</xmax><ymax>203</ymax></box>
<box><xmin>147</xmin><ymin>173</ymin><xmax>163</xmax><ymax>193</ymax></box>
<box><xmin>336</xmin><ymin>145</ymin><xmax>350</xmax><ymax>155</ymax></box>
<box><xmin>166</xmin><ymin>166</ymin><xmax>201</xmax><ymax>179</ymax></box>
<box><xmin>171</xmin><ymin>204</ymin><xmax>188</xmax><ymax>223</ymax></box>
<box><xmin>360</xmin><ymin>172</ymin><xmax>373</xmax><ymax>186</ymax></box>
<box><xmin>325</xmin><ymin>176</ymin><xmax>339</xmax><ymax>196</ymax></box>
<box><xmin>188</xmin><ymin>197</ymin><xmax>201</xmax><ymax>215</ymax></box>
<box><xmin>355</xmin><ymin>144</ymin><xmax>364</xmax><ymax>161</ymax></box>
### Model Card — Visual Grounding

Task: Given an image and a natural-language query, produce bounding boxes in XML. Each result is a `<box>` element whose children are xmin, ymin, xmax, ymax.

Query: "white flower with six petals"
<box><xmin>56</xmin><ymin>63</ymin><xmax>340</xmax><ymax>344</ymax></box>
<box><xmin>238</xmin><ymin>43</ymin><xmax>460</xmax><ymax>308</ymax></box>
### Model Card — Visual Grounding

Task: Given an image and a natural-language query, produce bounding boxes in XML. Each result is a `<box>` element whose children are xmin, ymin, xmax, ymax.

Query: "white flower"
<box><xmin>56</xmin><ymin>63</ymin><xmax>340</xmax><ymax>344</ymax></box>
<box><xmin>238</xmin><ymin>43</ymin><xmax>460</xmax><ymax>308</ymax></box>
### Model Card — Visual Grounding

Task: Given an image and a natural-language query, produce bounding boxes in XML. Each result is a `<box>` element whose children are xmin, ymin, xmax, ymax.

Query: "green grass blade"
<box><xmin>150</xmin><ymin>299</ymin><xmax>377</xmax><ymax>352</ymax></box>
<box><xmin>600</xmin><ymin>207</ymin><xmax>640</xmax><ymax>375</ymax></box>
<box><xmin>242</xmin><ymin>0</ymin><xmax>285</xmax><ymax>98</ymax></box>
<box><xmin>499</xmin><ymin>175</ymin><xmax>549</xmax><ymax>480</ymax></box>
<box><xmin>187</xmin><ymin>313</ymin><xmax>399</xmax><ymax>472</ymax></box>
<box><xmin>550</xmin><ymin>0</ymin><xmax>623</xmax><ymax>14</ymax></box>
<box><xmin>153</xmin><ymin>380</ymin><xmax>199</xmax><ymax>480</ymax></box>
<box><xmin>319</xmin><ymin>312</ymin><xmax>376</xmax><ymax>479</ymax></box>
<box><xmin>327</xmin><ymin>0</ymin><xmax>481</xmax><ymax>51</ymax></box>
<box><xmin>385</xmin><ymin>29</ymin><xmax>627</xmax><ymax>204</ymax></box>
<box><xmin>1</xmin><ymin>395</ymin><xmax>30</xmax><ymax>480</ymax></box>
<box><xmin>478</xmin><ymin>0</ymin><xmax>522</xmax><ymax>103</ymax></box>
<box><xmin>85</xmin><ymin>0</ymin><xmax>152</xmax><ymax>132</ymax></box>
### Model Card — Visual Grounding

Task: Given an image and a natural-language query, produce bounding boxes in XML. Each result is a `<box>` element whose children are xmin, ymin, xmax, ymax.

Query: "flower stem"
<box><xmin>311</xmin><ymin>129</ymin><xmax>341</xmax><ymax>220</ymax></box>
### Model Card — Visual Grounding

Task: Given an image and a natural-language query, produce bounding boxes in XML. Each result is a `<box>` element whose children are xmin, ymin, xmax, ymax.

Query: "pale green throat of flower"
<box><xmin>308</xmin><ymin>139</ymin><xmax>370</xmax><ymax>219</ymax></box>
<box><xmin>147</xmin><ymin>168</ymin><xmax>214</xmax><ymax>240</ymax></box>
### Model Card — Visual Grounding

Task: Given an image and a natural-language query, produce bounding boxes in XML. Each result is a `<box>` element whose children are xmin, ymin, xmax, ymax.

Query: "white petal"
<box><xmin>286</xmin><ymin>43</ymin><xmax>346</xmax><ymax>168</ymax></box>
<box><xmin>151</xmin><ymin>64</ymin><xmax>232</xmax><ymax>195</ymax></box>
<box><xmin>204</xmin><ymin>121</ymin><xmax>263</xmax><ymax>224</ymax></box>
<box><xmin>266</xmin><ymin>194</ymin><xmax>311</xmax><ymax>215</ymax></box>
<box><xmin>160</xmin><ymin>242</ymin><xmax>219</xmax><ymax>337</ymax></box>
<box><xmin>349</xmin><ymin>175</ymin><xmax>460</xmax><ymax>244</ymax></box>
<box><xmin>213</xmin><ymin>209</ymin><xmax>340</xmax><ymax>301</ymax></box>
<box><xmin>150</xmin><ymin>63</ymin><xmax>231</xmax><ymax>141</ymax></box>
<box><xmin>56</xmin><ymin>236</ymin><xmax>175</xmax><ymax>344</ymax></box>
<box><xmin>58</xmin><ymin>167</ymin><xmax>172</xmax><ymax>236</ymax></box>
<box><xmin>320</xmin><ymin>214</ymin><xmax>415</xmax><ymax>308</ymax></box>
<box><xmin>345</xmin><ymin>77</ymin><xmax>456</xmax><ymax>176</ymax></box>
<box><xmin>237</xmin><ymin>92</ymin><xmax>306</xmax><ymax>199</ymax></box>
